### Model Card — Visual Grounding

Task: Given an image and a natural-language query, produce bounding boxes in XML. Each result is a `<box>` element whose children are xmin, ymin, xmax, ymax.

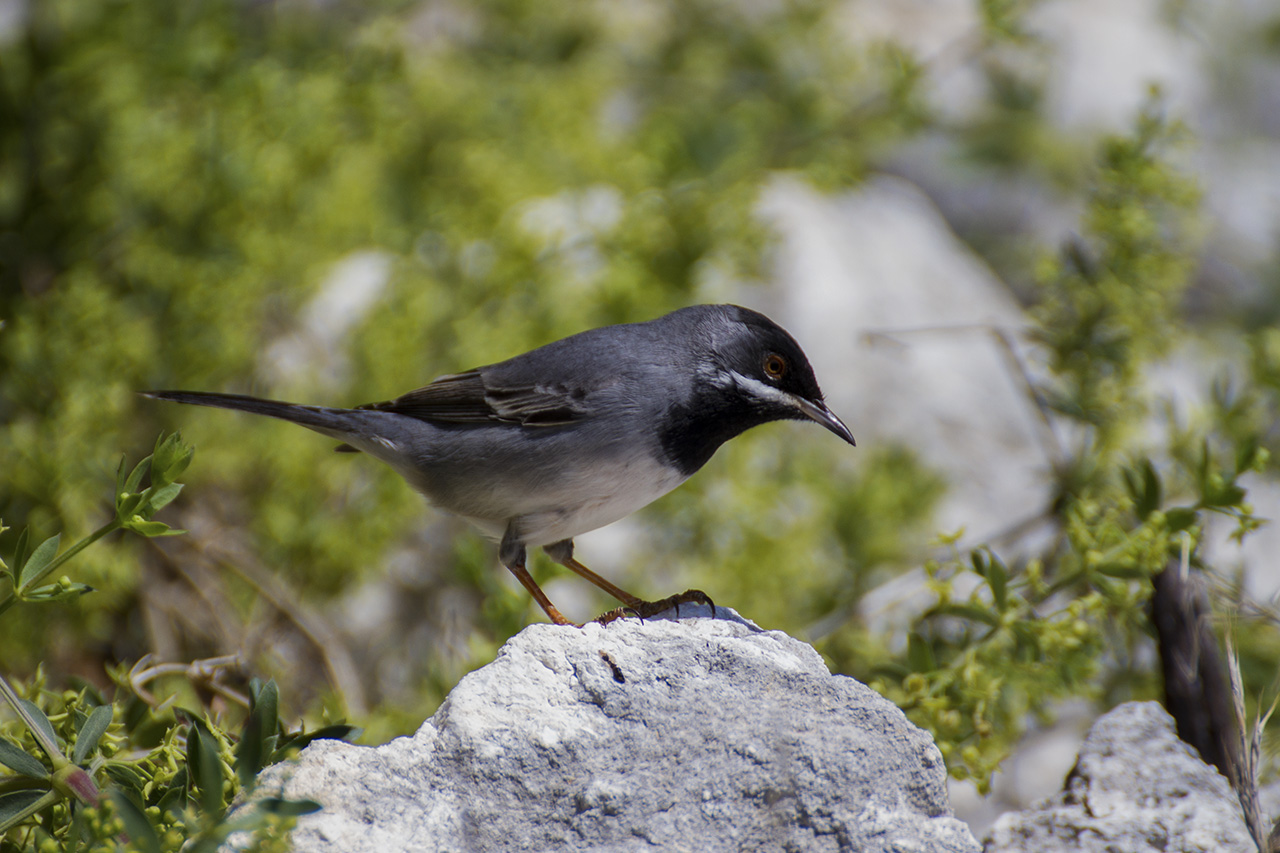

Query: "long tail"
<box><xmin>142</xmin><ymin>390</ymin><xmax>366</xmax><ymax>437</ymax></box>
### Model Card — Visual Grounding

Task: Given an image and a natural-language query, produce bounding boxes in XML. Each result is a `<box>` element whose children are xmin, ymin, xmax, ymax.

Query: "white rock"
<box><xmin>984</xmin><ymin>702</ymin><xmax>1255</xmax><ymax>853</ymax></box>
<box><xmin>238</xmin><ymin>608</ymin><xmax>980</xmax><ymax>853</ymax></box>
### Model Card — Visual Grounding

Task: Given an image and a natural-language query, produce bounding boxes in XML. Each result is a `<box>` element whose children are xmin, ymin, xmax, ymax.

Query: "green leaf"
<box><xmin>17</xmin><ymin>700</ymin><xmax>59</xmax><ymax>756</ymax></box>
<box><xmin>187</xmin><ymin>723</ymin><xmax>224</xmax><ymax>818</ymax></box>
<box><xmin>236</xmin><ymin>706</ymin><xmax>265</xmax><ymax>789</ymax></box>
<box><xmin>1235</xmin><ymin>438</ymin><xmax>1261</xmax><ymax>474</ymax></box>
<box><xmin>150</xmin><ymin>432</ymin><xmax>194</xmax><ymax>488</ymax></box>
<box><xmin>10</xmin><ymin>527</ymin><xmax>30</xmax><ymax>580</ymax></box>
<box><xmin>1211</xmin><ymin>483</ymin><xmax>1246</xmax><ymax>508</ymax></box>
<box><xmin>108</xmin><ymin>789</ymin><xmax>162</xmax><ymax>853</ymax></box>
<box><xmin>18</xmin><ymin>534</ymin><xmax>60</xmax><ymax>591</ymax></box>
<box><xmin>116</xmin><ymin>491</ymin><xmax>145</xmax><ymax>520</ymax></box>
<box><xmin>0</xmin><ymin>737</ymin><xmax>49</xmax><ymax>778</ymax></box>
<box><xmin>907</xmin><ymin>631</ymin><xmax>936</xmax><ymax>672</ymax></box>
<box><xmin>165</xmin><ymin>764</ymin><xmax>189</xmax><ymax>799</ymax></box>
<box><xmin>1166</xmin><ymin>507</ymin><xmax>1198</xmax><ymax>531</ymax></box>
<box><xmin>1123</xmin><ymin>458</ymin><xmax>1161</xmax><ymax>518</ymax></box>
<box><xmin>123</xmin><ymin>456</ymin><xmax>151</xmax><ymax>496</ymax></box>
<box><xmin>122</xmin><ymin>519</ymin><xmax>178</xmax><ymax>537</ymax></box>
<box><xmin>972</xmin><ymin>549</ymin><xmax>1009</xmax><ymax>611</ymax></box>
<box><xmin>157</xmin><ymin>783</ymin><xmax>187</xmax><ymax>816</ymax></box>
<box><xmin>0</xmin><ymin>789</ymin><xmax>50</xmax><ymax>831</ymax></box>
<box><xmin>22</xmin><ymin>582</ymin><xmax>95</xmax><ymax>603</ymax></box>
<box><xmin>251</xmin><ymin>680</ymin><xmax>279</xmax><ymax>735</ymax></box>
<box><xmin>236</xmin><ymin>679</ymin><xmax>280</xmax><ymax>786</ymax></box>
<box><xmin>1096</xmin><ymin>562</ymin><xmax>1149</xmax><ymax>579</ymax></box>
<box><xmin>271</xmin><ymin>724</ymin><xmax>361</xmax><ymax>761</ymax></box>
<box><xmin>104</xmin><ymin>761</ymin><xmax>149</xmax><ymax>793</ymax></box>
<box><xmin>931</xmin><ymin>602</ymin><xmax>1001</xmax><ymax>627</ymax></box>
<box><xmin>72</xmin><ymin>705</ymin><xmax>114</xmax><ymax>765</ymax></box>
<box><xmin>143</xmin><ymin>482</ymin><xmax>184</xmax><ymax>514</ymax></box>
<box><xmin>259</xmin><ymin>797</ymin><xmax>323</xmax><ymax>816</ymax></box>
<box><xmin>1144</xmin><ymin>459</ymin><xmax>1162</xmax><ymax>513</ymax></box>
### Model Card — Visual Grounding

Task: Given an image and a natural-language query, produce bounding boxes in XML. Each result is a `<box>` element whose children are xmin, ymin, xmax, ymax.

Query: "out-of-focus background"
<box><xmin>4</xmin><ymin>0</ymin><xmax>1280</xmax><ymax>830</ymax></box>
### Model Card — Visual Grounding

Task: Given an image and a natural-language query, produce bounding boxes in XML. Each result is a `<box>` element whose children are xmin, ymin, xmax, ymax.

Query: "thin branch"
<box><xmin>128</xmin><ymin>654</ymin><xmax>249</xmax><ymax>710</ymax></box>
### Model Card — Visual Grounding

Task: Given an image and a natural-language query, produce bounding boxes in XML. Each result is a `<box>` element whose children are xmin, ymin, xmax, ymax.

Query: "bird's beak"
<box><xmin>794</xmin><ymin>397</ymin><xmax>856</xmax><ymax>447</ymax></box>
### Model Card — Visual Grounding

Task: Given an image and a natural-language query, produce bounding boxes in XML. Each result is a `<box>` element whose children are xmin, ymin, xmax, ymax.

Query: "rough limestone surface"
<box><xmin>984</xmin><ymin>701</ymin><xmax>1254</xmax><ymax>853</ymax></box>
<box><xmin>244</xmin><ymin>607</ymin><xmax>979</xmax><ymax>852</ymax></box>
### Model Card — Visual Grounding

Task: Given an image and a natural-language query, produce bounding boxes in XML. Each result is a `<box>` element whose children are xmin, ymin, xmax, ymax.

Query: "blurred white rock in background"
<box><xmin>763</xmin><ymin>174</ymin><xmax>1049</xmax><ymax>550</ymax></box>
<box><xmin>263</xmin><ymin>250</ymin><xmax>393</xmax><ymax>391</ymax></box>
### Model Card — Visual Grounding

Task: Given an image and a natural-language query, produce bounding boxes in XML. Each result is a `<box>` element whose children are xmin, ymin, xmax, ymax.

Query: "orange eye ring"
<box><xmin>763</xmin><ymin>353</ymin><xmax>788</xmax><ymax>380</ymax></box>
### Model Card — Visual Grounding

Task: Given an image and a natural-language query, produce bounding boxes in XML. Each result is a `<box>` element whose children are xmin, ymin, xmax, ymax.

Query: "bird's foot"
<box><xmin>593</xmin><ymin>589</ymin><xmax>716</xmax><ymax>625</ymax></box>
<box><xmin>592</xmin><ymin>606</ymin><xmax>641</xmax><ymax>626</ymax></box>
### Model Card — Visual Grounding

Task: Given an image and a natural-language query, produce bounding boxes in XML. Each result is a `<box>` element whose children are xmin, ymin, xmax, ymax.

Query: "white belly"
<box><xmin>459</xmin><ymin>455</ymin><xmax>689</xmax><ymax>547</ymax></box>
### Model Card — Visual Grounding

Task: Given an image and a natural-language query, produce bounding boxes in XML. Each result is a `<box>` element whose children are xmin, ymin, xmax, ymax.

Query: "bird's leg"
<box><xmin>499</xmin><ymin>529</ymin><xmax>576</xmax><ymax>627</ymax></box>
<box><xmin>543</xmin><ymin>539</ymin><xmax>716</xmax><ymax>623</ymax></box>
<box><xmin>542</xmin><ymin>539</ymin><xmax>645</xmax><ymax>609</ymax></box>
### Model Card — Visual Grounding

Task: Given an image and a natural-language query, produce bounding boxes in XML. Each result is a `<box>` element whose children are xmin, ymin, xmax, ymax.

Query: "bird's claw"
<box><xmin>593</xmin><ymin>589</ymin><xmax>716</xmax><ymax>625</ymax></box>
<box><xmin>593</xmin><ymin>606</ymin><xmax>642</xmax><ymax>626</ymax></box>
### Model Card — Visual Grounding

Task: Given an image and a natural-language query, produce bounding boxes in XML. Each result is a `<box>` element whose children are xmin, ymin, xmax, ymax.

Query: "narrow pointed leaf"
<box><xmin>104</xmin><ymin>761</ymin><xmax>149</xmax><ymax>793</ymax></box>
<box><xmin>143</xmin><ymin>482</ymin><xmax>183</xmax><ymax>514</ymax></box>
<box><xmin>0</xmin><ymin>738</ymin><xmax>48</xmax><ymax>778</ymax></box>
<box><xmin>0</xmin><ymin>789</ymin><xmax>51</xmax><ymax>831</ymax></box>
<box><xmin>907</xmin><ymin>631</ymin><xmax>936</xmax><ymax>672</ymax></box>
<box><xmin>253</xmin><ymin>680</ymin><xmax>279</xmax><ymax>737</ymax></box>
<box><xmin>124</xmin><ymin>457</ymin><xmax>151</xmax><ymax>495</ymax></box>
<box><xmin>259</xmin><ymin>797</ymin><xmax>323</xmax><ymax>816</ymax></box>
<box><xmin>1097</xmin><ymin>562</ymin><xmax>1153</xmax><ymax>579</ymax></box>
<box><xmin>271</xmin><ymin>724</ymin><xmax>361</xmax><ymax>761</ymax></box>
<box><xmin>115</xmin><ymin>491</ymin><xmax>144</xmax><ymax>520</ymax></box>
<box><xmin>236</xmin><ymin>711</ymin><xmax>264</xmax><ymax>788</ymax></box>
<box><xmin>164</xmin><ymin>765</ymin><xmax>189</xmax><ymax>801</ymax></box>
<box><xmin>151</xmin><ymin>433</ymin><xmax>193</xmax><ymax>487</ymax></box>
<box><xmin>986</xmin><ymin>554</ymin><xmax>1008</xmax><ymax>611</ymax></box>
<box><xmin>122</xmin><ymin>519</ymin><xmax>174</xmax><ymax>537</ymax></box>
<box><xmin>194</xmin><ymin>726</ymin><xmax>225</xmax><ymax>816</ymax></box>
<box><xmin>12</xmin><ymin>527</ymin><xmax>30</xmax><ymax>578</ymax></box>
<box><xmin>23</xmin><ymin>582</ymin><xmax>95</xmax><ymax>603</ymax></box>
<box><xmin>18</xmin><ymin>534</ymin><xmax>60</xmax><ymax>591</ymax></box>
<box><xmin>157</xmin><ymin>784</ymin><xmax>186</xmax><ymax>816</ymax></box>
<box><xmin>72</xmin><ymin>705</ymin><xmax>114</xmax><ymax>764</ymax></box>
<box><xmin>1237</xmin><ymin>438</ymin><xmax>1261</xmax><ymax>474</ymax></box>
<box><xmin>1143</xmin><ymin>459</ymin><xmax>1161</xmax><ymax>515</ymax></box>
<box><xmin>108</xmin><ymin>790</ymin><xmax>162</xmax><ymax>853</ymax></box>
<box><xmin>17</xmin><ymin>700</ymin><xmax>59</xmax><ymax>756</ymax></box>
<box><xmin>932</xmin><ymin>602</ymin><xmax>1002</xmax><ymax>627</ymax></box>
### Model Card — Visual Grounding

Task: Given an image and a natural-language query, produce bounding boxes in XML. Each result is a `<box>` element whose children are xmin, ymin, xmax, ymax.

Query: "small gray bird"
<box><xmin>145</xmin><ymin>304</ymin><xmax>854</xmax><ymax>625</ymax></box>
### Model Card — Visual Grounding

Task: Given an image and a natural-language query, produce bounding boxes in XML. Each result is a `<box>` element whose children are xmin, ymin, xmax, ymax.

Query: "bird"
<box><xmin>144</xmin><ymin>304</ymin><xmax>855</xmax><ymax>626</ymax></box>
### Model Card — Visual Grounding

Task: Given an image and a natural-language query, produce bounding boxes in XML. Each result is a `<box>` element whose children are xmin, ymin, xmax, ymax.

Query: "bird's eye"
<box><xmin>763</xmin><ymin>353</ymin><xmax>788</xmax><ymax>380</ymax></box>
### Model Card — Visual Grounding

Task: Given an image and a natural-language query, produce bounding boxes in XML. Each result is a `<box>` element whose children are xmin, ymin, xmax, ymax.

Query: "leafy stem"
<box><xmin>0</xmin><ymin>520</ymin><xmax>121</xmax><ymax>619</ymax></box>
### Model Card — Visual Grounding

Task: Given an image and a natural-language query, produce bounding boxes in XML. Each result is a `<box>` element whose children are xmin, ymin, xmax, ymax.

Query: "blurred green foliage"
<box><xmin>1</xmin><ymin>0</ymin><xmax>925</xmax><ymax>726</ymax></box>
<box><xmin>0</xmin><ymin>438</ymin><xmax>333</xmax><ymax>851</ymax></box>
<box><xmin>2</xmin><ymin>0</ymin><xmax>1280</xmax><ymax>837</ymax></box>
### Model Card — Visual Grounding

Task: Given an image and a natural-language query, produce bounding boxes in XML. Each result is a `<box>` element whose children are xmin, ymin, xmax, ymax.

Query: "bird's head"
<box><xmin>701</xmin><ymin>305</ymin><xmax>855</xmax><ymax>446</ymax></box>
<box><xmin>658</xmin><ymin>305</ymin><xmax>854</xmax><ymax>476</ymax></box>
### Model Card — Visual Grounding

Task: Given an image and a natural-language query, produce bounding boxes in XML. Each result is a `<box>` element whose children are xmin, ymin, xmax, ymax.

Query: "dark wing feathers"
<box><xmin>357</xmin><ymin>370</ymin><xmax>592</xmax><ymax>427</ymax></box>
<box><xmin>359</xmin><ymin>371</ymin><xmax>493</xmax><ymax>423</ymax></box>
